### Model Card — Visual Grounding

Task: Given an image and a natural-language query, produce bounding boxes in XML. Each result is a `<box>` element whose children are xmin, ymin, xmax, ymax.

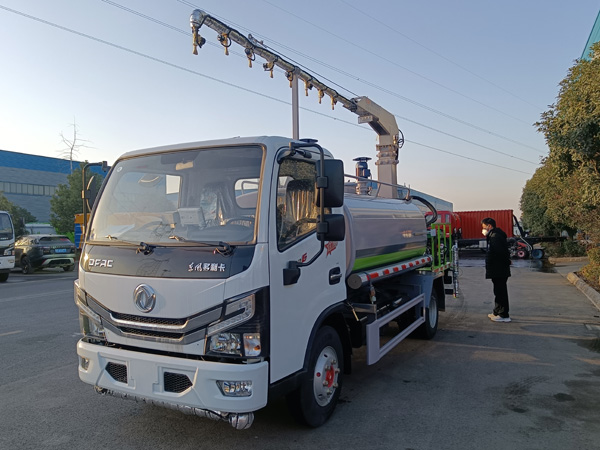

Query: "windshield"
<box><xmin>89</xmin><ymin>145</ymin><xmax>264</xmax><ymax>245</ymax></box>
<box><xmin>0</xmin><ymin>212</ymin><xmax>14</xmax><ymax>241</ymax></box>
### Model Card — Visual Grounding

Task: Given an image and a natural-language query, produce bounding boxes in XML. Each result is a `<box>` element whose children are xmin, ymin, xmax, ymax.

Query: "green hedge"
<box><xmin>544</xmin><ymin>240</ymin><xmax>587</xmax><ymax>257</ymax></box>
<box><xmin>581</xmin><ymin>247</ymin><xmax>600</xmax><ymax>290</ymax></box>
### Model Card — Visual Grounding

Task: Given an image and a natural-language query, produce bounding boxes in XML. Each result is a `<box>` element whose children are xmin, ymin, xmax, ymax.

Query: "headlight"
<box><xmin>74</xmin><ymin>281</ymin><xmax>105</xmax><ymax>341</ymax></box>
<box><xmin>208</xmin><ymin>332</ymin><xmax>262</xmax><ymax>357</ymax></box>
<box><xmin>79</xmin><ymin>313</ymin><xmax>106</xmax><ymax>340</ymax></box>
<box><xmin>209</xmin><ymin>332</ymin><xmax>242</xmax><ymax>356</ymax></box>
<box><xmin>206</xmin><ymin>293</ymin><xmax>262</xmax><ymax>357</ymax></box>
<box><xmin>3</xmin><ymin>244</ymin><xmax>13</xmax><ymax>256</ymax></box>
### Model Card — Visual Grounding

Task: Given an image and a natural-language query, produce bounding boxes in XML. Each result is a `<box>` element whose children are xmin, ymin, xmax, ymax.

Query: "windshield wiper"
<box><xmin>214</xmin><ymin>241</ymin><xmax>235</xmax><ymax>256</ymax></box>
<box><xmin>172</xmin><ymin>239</ymin><xmax>236</xmax><ymax>256</ymax></box>
<box><xmin>132</xmin><ymin>239</ymin><xmax>235</xmax><ymax>256</ymax></box>
<box><xmin>137</xmin><ymin>241</ymin><xmax>169</xmax><ymax>255</ymax></box>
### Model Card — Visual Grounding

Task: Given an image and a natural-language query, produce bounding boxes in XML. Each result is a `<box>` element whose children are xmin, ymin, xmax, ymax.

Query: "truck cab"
<box><xmin>76</xmin><ymin>136</ymin><xmax>348</xmax><ymax>428</ymax></box>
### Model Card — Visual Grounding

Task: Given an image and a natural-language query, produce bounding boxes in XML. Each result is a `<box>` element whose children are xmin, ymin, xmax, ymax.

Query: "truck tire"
<box><xmin>0</xmin><ymin>273</ymin><xmax>8</xmax><ymax>282</ymax></box>
<box><xmin>417</xmin><ymin>290</ymin><xmax>439</xmax><ymax>340</ymax></box>
<box><xmin>286</xmin><ymin>326</ymin><xmax>343</xmax><ymax>427</ymax></box>
<box><xmin>21</xmin><ymin>256</ymin><xmax>32</xmax><ymax>274</ymax></box>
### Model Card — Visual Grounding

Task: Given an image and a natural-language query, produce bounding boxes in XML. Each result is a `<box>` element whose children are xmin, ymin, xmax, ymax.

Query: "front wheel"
<box><xmin>21</xmin><ymin>256</ymin><xmax>32</xmax><ymax>274</ymax></box>
<box><xmin>0</xmin><ymin>273</ymin><xmax>8</xmax><ymax>282</ymax></box>
<box><xmin>286</xmin><ymin>326</ymin><xmax>344</xmax><ymax>427</ymax></box>
<box><xmin>63</xmin><ymin>265</ymin><xmax>75</xmax><ymax>272</ymax></box>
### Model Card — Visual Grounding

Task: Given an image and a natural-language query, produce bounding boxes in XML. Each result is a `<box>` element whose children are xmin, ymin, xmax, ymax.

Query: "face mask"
<box><xmin>482</xmin><ymin>229</ymin><xmax>489</xmax><ymax>236</ymax></box>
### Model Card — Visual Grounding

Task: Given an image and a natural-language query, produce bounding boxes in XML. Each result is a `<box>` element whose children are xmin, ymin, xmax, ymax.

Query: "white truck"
<box><xmin>75</xmin><ymin>10</ymin><xmax>457</xmax><ymax>429</ymax></box>
<box><xmin>0</xmin><ymin>210</ymin><xmax>15</xmax><ymax>282</ymax></box>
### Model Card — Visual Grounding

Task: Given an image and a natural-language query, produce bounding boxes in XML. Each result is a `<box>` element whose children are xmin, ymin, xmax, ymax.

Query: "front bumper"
<box><xmin>0</xmin><ymin>257</ymin><xmax>14</xmax><ymax>272</ymax></box>
<box><xmin>35</xmin><ymin>256</ymin><xmax>75</xmax><ymax>269</ymax></box>
<box><xmin>77</xmin><ymin>340</ymin><xmax>268</xmax><ymax>424</ymax></box>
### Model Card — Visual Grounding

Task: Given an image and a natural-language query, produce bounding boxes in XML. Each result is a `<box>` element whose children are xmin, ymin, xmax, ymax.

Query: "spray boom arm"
<box><xmin>190</xmin><ymin>9</ymin><xmax>356</xmax><ymax>111</ymax></box>
<box><xmin>190</xmin><ymin>9</ymin><xmax>401</xmax><ymax>197</ymax></box>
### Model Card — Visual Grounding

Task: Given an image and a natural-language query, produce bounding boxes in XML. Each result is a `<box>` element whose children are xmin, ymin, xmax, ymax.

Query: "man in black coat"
<box><xmin>481</xmin><ymin>217</ymin><xmax>511</xmax><ymax>322</ymax></box>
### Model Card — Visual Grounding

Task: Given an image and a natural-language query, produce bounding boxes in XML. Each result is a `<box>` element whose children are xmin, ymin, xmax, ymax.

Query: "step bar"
<box><xmin>364</xmin><ymin>293</ymin><xmax>425</xmax><ymax>365</ymax></box>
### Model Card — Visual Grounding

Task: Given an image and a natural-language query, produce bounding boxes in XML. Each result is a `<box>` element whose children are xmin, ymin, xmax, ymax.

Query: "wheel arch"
<box><xmin>268</xmin><ymin>302</ymin><xmax>352</xmax><ymax>400</ymax></box>
<box><xmin>310</xmin><ymin>306</ymin><xmax>353</xmax><ymax>375</ymax></box>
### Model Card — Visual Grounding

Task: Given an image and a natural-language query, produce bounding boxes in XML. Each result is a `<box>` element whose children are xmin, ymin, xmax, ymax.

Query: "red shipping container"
<box><xmin>456</xmin><ymin>210</ymin><xmax>514</xmax><ymax>239</ymax></box>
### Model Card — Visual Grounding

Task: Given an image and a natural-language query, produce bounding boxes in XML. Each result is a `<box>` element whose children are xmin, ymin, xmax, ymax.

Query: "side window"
<box><xmin>235</xmin><ymin>178</ymin><xmax>259</xmax><ymax>209</ymax></box>
<box><xmin>276</xmin><ymin>159</ymin><xmax>319</xmax><ymax>250</ymax></box>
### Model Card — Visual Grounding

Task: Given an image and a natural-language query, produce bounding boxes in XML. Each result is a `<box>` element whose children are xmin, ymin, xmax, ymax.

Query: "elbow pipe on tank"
<box><xmin>410</xmin><ymin>195</ymin><xmax>437</xmax><ymax>226</ymax></box>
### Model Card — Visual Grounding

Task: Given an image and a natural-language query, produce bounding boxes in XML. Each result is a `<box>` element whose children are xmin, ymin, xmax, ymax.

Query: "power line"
<box><xmin>260</xmin><ymin>0</ymin><xmax>534</xmax><ymax>126</ymax></box>
<box><xmin>404</xmin><ymin>140</ymin><xmax>533</xmax><ymax>175</ymax></box>
<box><xmin>176</xmin><ymin>0</ymin><xmax>545</xmax><ymax>155</ymax></box>
<box><xmin>394</xmin><ymin>114</ymin><xmax>538</xmax><ymax>164</ymax></box>
<box><xmin>243</xmin><ymin>41</ymin><xmax>537</xmax><ymax>165</ymax></box>
<box><xmin>339</xmin><ymin>0</ymin><xmax>544</xmax><ymax>112</ymax></box>
<box><xmin>0</xmin><ymin>4</ymin><xmax>534</xmax><ymax>176</ymax></box>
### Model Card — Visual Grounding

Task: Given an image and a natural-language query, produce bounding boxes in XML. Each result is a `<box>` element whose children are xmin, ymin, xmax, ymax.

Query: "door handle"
<box><xmin>329</xmin><ymin>267</ymin><xmax>342</xmax><ymax>285</ymax></box>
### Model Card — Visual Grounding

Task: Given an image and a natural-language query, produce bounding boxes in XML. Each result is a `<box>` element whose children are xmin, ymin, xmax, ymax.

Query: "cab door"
<box><xmin>268</xmin><ymin>157</ymin><xmax>346</xmax><ymax>383</ymax></box>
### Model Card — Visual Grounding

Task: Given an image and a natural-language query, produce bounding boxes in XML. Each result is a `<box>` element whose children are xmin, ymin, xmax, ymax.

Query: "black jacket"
<box><xmin>485</xmin><ymin>227</ymin><xmax>511</xmax><ymax>279</ymax></box>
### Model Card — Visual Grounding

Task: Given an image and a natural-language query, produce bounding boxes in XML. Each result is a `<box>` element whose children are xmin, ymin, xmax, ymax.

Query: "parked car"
<box><xmin>14</xmin><ymin>234</ymin><xmax>77</xmax><ymax>273</ymax></box>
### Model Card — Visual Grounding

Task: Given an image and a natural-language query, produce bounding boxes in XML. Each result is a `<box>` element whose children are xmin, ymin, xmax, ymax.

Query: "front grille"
<box><xmin>106</xmin><ymin>362</ymin><xmax>128</xmax><ymax>383</ymax></box>
<box><xmin>112</xmin><ymin>313</ymin><xmax>187</xmax><ymax>326</ymax></box>
<box><xmin>120</xmin><ymin>327</ymin><xmax>184</xmax><ymax>340</ymax></box>
<box><xmin>164</xmin><ymin>372</ymin><xmax>193</xmax><ymax>393</ymax></box>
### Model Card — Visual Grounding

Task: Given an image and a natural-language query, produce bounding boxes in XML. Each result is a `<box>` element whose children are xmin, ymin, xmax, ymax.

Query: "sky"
<box><xmin>1</xmin><ymin>0</ymin><xmax>598</xmax><ymax>217</ymax></box>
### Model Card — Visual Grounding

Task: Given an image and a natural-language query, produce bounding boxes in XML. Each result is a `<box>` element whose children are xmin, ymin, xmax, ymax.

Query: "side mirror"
<box><xmin>317</xmin><ymin>214</ymin><xmax>345</xmax><ymax>242</ymax></box>
<box><xmin>316</xmin><ymin>159</ymin><xmax>344</xmax><ymax>208</ymax></box>
<box><xmin>86</xmin><ymin>176</ymin><xmax>99</xmax><ymax>212</ymax></box>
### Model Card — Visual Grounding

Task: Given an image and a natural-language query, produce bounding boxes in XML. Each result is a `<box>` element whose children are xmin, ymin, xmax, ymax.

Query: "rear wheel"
<box><xmin>0</xmin><ymin>273</ymin><xmax>8</xmax><ymax>282</ymax></box>
<box><xmin>21</xmin><ymin>256</ymin><xmax>32</xmax><ymax>274</ymax></box>
<box><xmin>286</xmin><ymin>326</ymin><xmax>343</xmax><ymax>427</ymax></box>
<box><xmin>418</xmin><ymin>290</ymin><xmax>439</xmax><ymax>339</ymax></box>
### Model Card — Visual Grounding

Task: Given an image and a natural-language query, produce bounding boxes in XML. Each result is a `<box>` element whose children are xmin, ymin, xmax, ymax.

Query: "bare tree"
<box><xmin>58</xmin><ymin>120</ymin><xmax>92</xmax><ymax>172</ymax></box>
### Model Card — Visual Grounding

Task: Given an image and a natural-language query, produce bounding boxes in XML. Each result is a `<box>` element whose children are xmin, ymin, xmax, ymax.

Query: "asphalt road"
<box><xmin>1</xmin><ymin>259</ymin><xmax>600</xmax><ymax>450</ymax></box>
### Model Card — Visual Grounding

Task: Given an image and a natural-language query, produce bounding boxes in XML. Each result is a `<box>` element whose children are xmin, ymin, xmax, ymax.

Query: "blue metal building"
<box><xmin>0</xmin><ymin>149</ymin><xmax>105</xmax><ymax>222</ymax></box>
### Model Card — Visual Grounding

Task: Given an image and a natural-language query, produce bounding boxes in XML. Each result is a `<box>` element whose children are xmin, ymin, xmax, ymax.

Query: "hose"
<box><xmin>410</xmin><ymin>195</ymin><xmax>438</xmax><ymax>226</ymax></box>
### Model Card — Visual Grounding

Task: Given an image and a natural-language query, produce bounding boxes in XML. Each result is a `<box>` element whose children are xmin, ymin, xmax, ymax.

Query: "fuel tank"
<box><xmin>343</xmin><ymin>194</ymin><xmax>428</xmax><ymax>275</ymax></box>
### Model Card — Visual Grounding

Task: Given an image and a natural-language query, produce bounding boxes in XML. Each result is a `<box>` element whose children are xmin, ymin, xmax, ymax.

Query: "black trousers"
<box><xmin>492</xmin><ymin>277</ymin><xmax>509</xmax><ymax>318</ymax></box>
